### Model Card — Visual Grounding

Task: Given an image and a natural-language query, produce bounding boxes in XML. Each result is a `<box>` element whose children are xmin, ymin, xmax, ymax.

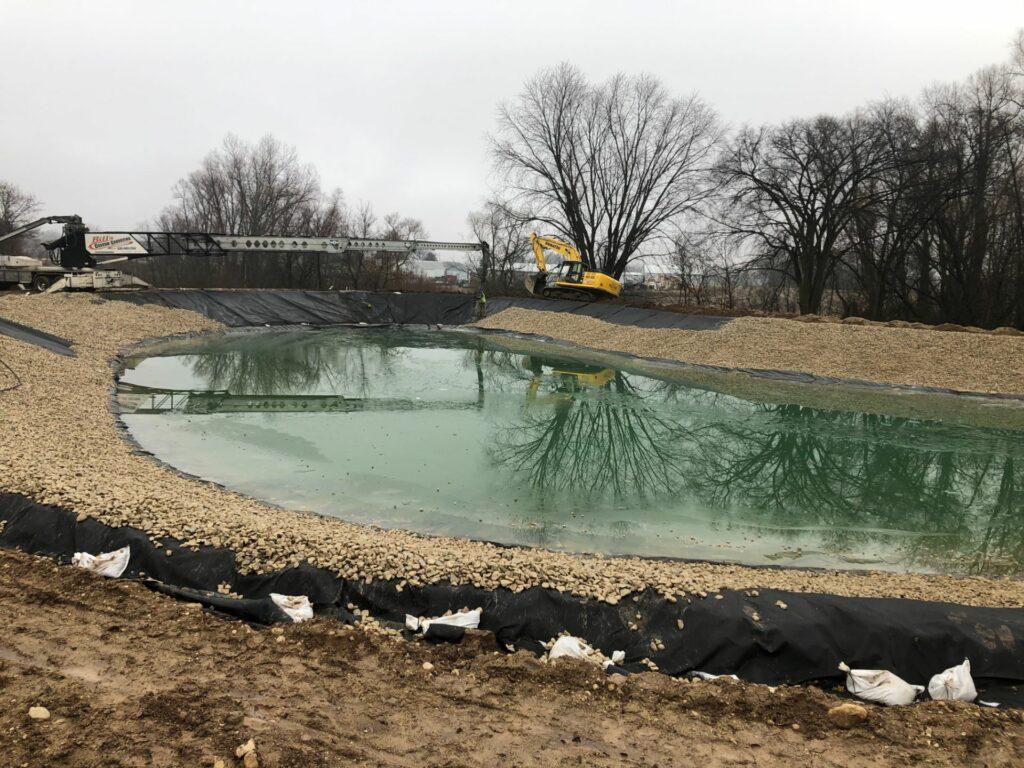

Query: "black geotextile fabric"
<box><xmin>3</xmin><ymin>491</ymin><xmax>1024</xmax><ymax>705</ymax></box>
<box><xmin>0</xmin><ymin>317</ymin><xmax>74</xmax><ymax>356</ymax></box>
<box><xmin>103</xmin><ymin>290</ymin><xmax>730</xmax><ymax>331</ymax></box>
<box><xmin>485</xmin><ymin>297</ymin><xmax>731</xmax><ymax>330</ymax></box>
<box><xmin>105</xmin><ymin>289</ymin><xmax>479</xmax><ymax>328</ymax></box>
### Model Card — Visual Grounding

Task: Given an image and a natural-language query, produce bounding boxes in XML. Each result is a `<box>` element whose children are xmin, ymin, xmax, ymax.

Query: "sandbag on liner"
<box><xmin>839</xmin><ymin>662</ymin><xmax>924</xmax><ymax>706</ymax></box>
<box><xmin>71</xmin><ymin>546</ymin><xmax>130</xmax><ymax>578</ymax></box>
<box><xmin>271</xmin><ymin>593</ymin><xmax>314</xmax><ymax>623</ymax></box>
<box><xmin>929</xmin><ymin>659</ymin><xmax>978</xmax><ymax>703</ymax></box>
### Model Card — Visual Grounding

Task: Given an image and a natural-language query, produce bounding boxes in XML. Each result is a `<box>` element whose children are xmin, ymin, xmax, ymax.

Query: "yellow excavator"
<box><xmin>524</xmin><ymin>233</ymin><xmax>622</xmax><ymax>300</ymax></box>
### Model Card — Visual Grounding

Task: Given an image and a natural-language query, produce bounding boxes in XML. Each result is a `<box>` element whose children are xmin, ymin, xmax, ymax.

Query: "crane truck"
<box><xmin>0</xmin><ymin>216</ymin><xmax>150</xmax><ymax>291</ymax></box>
<box><xmin>0</xmin><ymin>215</ymin><xmax>490</xmax><ymax>292</ymax></box>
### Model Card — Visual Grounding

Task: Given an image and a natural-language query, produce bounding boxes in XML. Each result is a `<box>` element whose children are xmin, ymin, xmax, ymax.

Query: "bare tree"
<box><xmin>0</xmin><ymin>181</ymin><xmax>41</xmax><ymax>254</ymax></box>
<box><xmin>918</xmin><ymin>67</ymin><xmax>1023</xmax><ymax>326</ymax></box>
<box><xmin>492</xmin><ymin>63</ymin><xmax>720</xmax><ymax>278</ymax></box>
<box><xmin>375</xmin><ymin>212</ymin><xmax>426</xmax><ymax>289</ymax></box>
<box><xmin>467</xmin><ymin>199</ymin><xmax>528</xmax><ymax>289</ymax></box>
<box><xmin>716</xmin><ymin>114</ymin><xmax>893</xmax><ymax>314</ymax></box>
<box><xmin>838</xmin><ymin>100</ymin><xmax>946</xmax><ymax>320</ymax></box>
<box><xmin>139</xmin><ymin>134</ymin><xmax>345</xmax><ymax>288</ymax></box>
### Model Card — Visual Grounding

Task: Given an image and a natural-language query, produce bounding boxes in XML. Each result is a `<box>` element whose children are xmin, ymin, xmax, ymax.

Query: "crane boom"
<box><xmin>0</xmin><ymin>215</ymin><xmax>83</xmax><ymax>248</ymax></box>
<box><xmin>36</xmin><ymin>219</ymin><xmax>489</xmax><ymax>269</ymax></box>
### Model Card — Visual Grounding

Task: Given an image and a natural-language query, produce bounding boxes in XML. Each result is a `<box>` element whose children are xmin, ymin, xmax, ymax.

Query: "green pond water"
<box><xmin>117</xmin><ymin>327</ymin><xmax>1024</xmax><ymax>575</ymax></box>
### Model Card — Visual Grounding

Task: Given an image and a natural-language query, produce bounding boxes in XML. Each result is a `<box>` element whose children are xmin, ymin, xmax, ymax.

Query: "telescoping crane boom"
<box><xmin>0</xmin><ymin>216</ymin><xmax>490</xmax><ymax>292</ymax></box>
<box><xmin>34</xmin><ymin>218</ymin><xmax>489</xmax><ymax>269</ymax></box>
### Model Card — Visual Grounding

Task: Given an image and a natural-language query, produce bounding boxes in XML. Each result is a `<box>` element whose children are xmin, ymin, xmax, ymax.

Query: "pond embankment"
<box><xmin>1</xmin><ymin>291</ymin><xmax>1023</xmax><ymax>608</ymax></box>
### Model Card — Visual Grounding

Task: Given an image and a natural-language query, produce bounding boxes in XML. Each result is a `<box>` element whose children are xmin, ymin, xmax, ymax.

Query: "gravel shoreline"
<box><xmin>475</xmin><ymin>308</ymin><xmax>1024</xmax><ymax>395</ymax></box>
<box><xmin>2</xmin><ymin>292</ymin><xmax>1023</xmax><ymax>607</ymax></box>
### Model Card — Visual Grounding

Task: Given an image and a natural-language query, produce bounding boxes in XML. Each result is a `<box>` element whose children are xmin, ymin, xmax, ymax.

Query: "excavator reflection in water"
<box><xmin>523</xmin><ymin>356</ymin><xmax>616</xmax><ymax>404</ymax></box>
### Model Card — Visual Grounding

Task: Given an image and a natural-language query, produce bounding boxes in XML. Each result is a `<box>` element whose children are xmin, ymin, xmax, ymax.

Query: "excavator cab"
<box><xmin>554</xmin><ymin>261</ymin><xmax>585</xmax><ymax>284</ymax></box>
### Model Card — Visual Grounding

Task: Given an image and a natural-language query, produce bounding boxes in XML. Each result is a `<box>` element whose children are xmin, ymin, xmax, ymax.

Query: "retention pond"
<box><xmin>117</xmin><ymin>327</ymin><xmax>1024</xmax><ymax>576</ymax></box>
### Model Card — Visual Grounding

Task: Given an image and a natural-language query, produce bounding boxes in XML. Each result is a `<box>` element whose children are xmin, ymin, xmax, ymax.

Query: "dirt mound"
<box><xmin>2</xmin><ymin>547</ymin><xmax>1022</xmax><ymax>767</ymax></box>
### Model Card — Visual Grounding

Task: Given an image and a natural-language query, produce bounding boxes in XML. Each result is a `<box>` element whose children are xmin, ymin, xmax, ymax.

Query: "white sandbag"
<box><xmin>546</xmin><ymin>636</ymin><xmax>624</xmax><ymax>670</ymax></box>
<box><xmin>71</xmin><ymin>546</ymin><xmax>130</xmax><ymax>578</ymax></box>
<box><xmin>691</xmin><ymin>671</ymin><xmax>740</xmax><ymax>682</ymax></box>
<box><xmin>548</xmin><ymin>635</ymin><xmax>595</xmax><ymax>662</ymax></box>
<box><xmin>928</xmin><ymin>659</ymin><xmax>977</xmax><ymax>703</ymax></box>
<box><xmin>405</xmin><ymin>607</ymin><xmax>481</xmax><ymax>633</ymax></box>
<box><xmin>270</xmin><ymin>593</ymin><xmax>313</xmax><ymax>623</ymax></box>
<box><xmin>839</xmin><ymin>662</ymin><xmax>924</xmax><ymax>706</ymax></box>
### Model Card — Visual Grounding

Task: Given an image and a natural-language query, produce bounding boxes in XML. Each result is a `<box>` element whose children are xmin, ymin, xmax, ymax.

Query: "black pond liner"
<box><xmin>105</xmin><ymin>289</ymin><xmax>732</xmax><ymax>331</ymax></box>
<box><xmin>3</xmin><ymin>491</ymin><xmax>1024</xmax><ymax>707</ymax></box>
<box><xmin>1</xmin><ymin>287</ymin><xmax>1011</xmax><ymax>707</ymax></box>
<box><xmin>106</xmin><ymin>289</ymin><xmax>480</xmax><ymax>327</ymax></box>
<box><xmin>0</xmin><ymin>316</ymin><xmax>75</xmax><ymax>356</ymax></box>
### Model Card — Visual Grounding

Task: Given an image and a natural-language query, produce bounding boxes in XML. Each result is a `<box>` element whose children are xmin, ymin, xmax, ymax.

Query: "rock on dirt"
<box><xmin>828</xmin><ymin>702</ymin><xmax>869</xmax><ymax>729</ymax></box>
<box><xmin>27</xmin><ymin>706</ymin><xmax>50</xmax><ymax>720</ymax></box>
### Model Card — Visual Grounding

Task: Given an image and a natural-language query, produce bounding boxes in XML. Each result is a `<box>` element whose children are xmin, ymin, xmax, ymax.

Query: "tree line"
<box><xmin>3</xmin><ymin>32</ymin><xmax>1023</xmax><ymax>327</ymax></box>
<box><xmin>135</xmin><ymin>135</ymin><xmax>432</xmax><ymax>291</ymax></box>
<box><xmin>486</xmin><ymin>32</ymin><xmax>1024</xmax><ymax>328</ymax></box>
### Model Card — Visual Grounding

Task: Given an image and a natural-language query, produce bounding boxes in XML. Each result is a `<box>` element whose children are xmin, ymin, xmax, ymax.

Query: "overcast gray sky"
<box><xmin>2</xmin><ymin>0</ymin><xmax>1020</xmax><ymax>241</ymax></box>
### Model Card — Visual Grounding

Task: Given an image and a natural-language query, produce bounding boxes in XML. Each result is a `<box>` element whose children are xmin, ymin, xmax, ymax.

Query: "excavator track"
<box><xmin>539</xmin><ymin>286</ymin><xmax>612</xmax><ymax>302</ymax></box>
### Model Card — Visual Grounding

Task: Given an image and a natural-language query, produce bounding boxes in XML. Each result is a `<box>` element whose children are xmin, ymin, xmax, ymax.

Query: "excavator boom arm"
<box><xmin>529</xmin><ymin>233</ymin><xmax>581</xmax><ymax>274</ymax></box>
<box><xmin>524</xmin><ymin>232</ymin><xmax>621</xmax><ymax>300</ymax></box>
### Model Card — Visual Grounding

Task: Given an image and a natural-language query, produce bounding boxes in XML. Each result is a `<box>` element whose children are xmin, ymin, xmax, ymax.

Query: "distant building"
<box><xmin>621</xmin><ymin>270</ymin><xmax>646</xmax><ymax>288</ymax></box>
<box><xmin>640</xmin><ymin>263</ymin><xmax>683</xmax><ymax>290</ymax></box>
<box><xmin>406</xmin><ymin>259</ymin><xmax>473</xmax><ymax>286</ymax></box>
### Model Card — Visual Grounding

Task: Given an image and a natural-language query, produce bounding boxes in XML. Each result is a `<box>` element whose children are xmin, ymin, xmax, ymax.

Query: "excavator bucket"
<box><xmin>524</xmin><ymin>272</ymin><xmax>545</xmax><ymax>296</ymax></box>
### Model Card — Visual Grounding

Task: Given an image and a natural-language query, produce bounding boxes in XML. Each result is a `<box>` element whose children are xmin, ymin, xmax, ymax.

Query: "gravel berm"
<box><xmin>2</xmin><ymin>293</ymin><xmax>1024</xmax><ymax>607</ymax></box>
<box><xmin>475</xmin><ymin>307</ymin><xmax>1024</xmax><ymax>395</ymax></box>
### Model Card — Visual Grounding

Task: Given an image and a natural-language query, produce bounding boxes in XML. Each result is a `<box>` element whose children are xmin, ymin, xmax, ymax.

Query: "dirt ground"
<box><xmin>2</xmin><ymin>548</ymin><xmax>1023</xmax><ymax>768</ymax></box>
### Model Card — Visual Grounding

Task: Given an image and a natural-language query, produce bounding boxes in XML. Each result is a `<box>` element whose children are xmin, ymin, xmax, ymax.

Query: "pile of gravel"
<box><xmin>475</xmin><ymin>308</ymin><xmax>1024</xmax><ymax>395</ymax></box>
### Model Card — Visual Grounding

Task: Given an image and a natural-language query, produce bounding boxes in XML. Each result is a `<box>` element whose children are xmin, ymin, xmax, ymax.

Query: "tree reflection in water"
<box><xmin>491</xmin><ymin>357</ymin><xmax>1024</xmax><ymax>574</ymax></box>
<box><xmin>159</xmin><ymin>331</ymin><xmax>1022</xmax><ymax>574</ymax></box>
<box><xmin>491</xmin><ymin>359</ymin><xmax>692</xmax><ymax>499</ymax></box>
<box><xmin>189</xmin><ymin>330</ymin><xmax>407</xmax><ymax>395</ymax></box>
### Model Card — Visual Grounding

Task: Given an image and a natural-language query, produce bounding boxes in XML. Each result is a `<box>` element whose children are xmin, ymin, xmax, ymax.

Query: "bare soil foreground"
<box><xmin>3</xmin><ymin>547</ymin><xmax>1023</xmax><ymax>768</ymax></box>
